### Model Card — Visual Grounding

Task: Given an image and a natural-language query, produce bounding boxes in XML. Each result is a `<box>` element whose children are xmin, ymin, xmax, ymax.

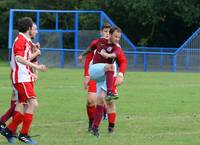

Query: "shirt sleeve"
<box><xmin>116</xmin><ymin>49</ymin><xmax>127</xmax><ymax>75</ymax></box>
<box><xmin>14</xmin><ymin>39</ymin><xmax>25</xmax><ymax>57</ymax></box>
<box><xmin>84</xmin><ymin>51</ymin><xmax>94</xmax><ymax>76</ymax></box>
<box><xmin>89</xmin><ymin>39</ymin><xmax>99</xmax><ymax>51</ymax></box>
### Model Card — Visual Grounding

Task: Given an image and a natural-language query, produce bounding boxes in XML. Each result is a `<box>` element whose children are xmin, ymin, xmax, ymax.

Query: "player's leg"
<box><xmin>18</xmin><ymin>82</ymin><xmax>38</xmax><ymax>144</ymax></box>
<box><xmin>0</xmin><ymin>90</ymin><xmax>17</xmax><ymax>133</ymax></box>
<box><xmin>106</xmin><ymin>101</ymin><xmax>116</xmax><ymax>133</ymax></box>
<box><xmin>86</xmin><ymin>80</ymin><xmax>97</xmax><ymax>131</ymax></box>
<box><xmin>1</xmin><ymin>84</ymin><xmax>26</xmax><ymax>144</ymax></box>
<box><xmin>91</xmin><ymin>81</ymin><xmax>106</xmax><ymax>137</ymax></box>
<box><xmin>104</xmin><ymin>64</ymin><xmax>116</xmax><ymax>100</ymax></box>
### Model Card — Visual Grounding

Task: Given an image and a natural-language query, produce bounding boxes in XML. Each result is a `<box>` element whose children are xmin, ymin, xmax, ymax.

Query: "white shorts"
<box><xmin>89</xmin><ymin>63</ymin><xmax>106</xmax><ymax>82</ymax></box>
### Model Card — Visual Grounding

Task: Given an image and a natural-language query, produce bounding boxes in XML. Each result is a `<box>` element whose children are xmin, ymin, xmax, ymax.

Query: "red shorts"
<box><xmin>88</xmin><ymin>79</ymin><xmax>96</xmax><ymax>93</ymax></box>
<box><xmin>14</xmin><ymin>82</ymin><xmax>36</xmax><ymax>103</ymax></box>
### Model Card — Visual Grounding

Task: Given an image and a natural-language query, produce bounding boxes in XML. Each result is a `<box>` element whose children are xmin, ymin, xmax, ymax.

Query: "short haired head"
<box><xmin>101</xmin><ymin>23</ymin><xmax>111</xmax><ymax>31</ymax></box>
<box><xmin>18</xmin><ymin>17</ymin><xmax>33</xmax><ymax>33</ymax></box>
<box><xmin>109</xmin><ymin>26</ymin><xmax>122</xmax><ymax>35</ymax></box>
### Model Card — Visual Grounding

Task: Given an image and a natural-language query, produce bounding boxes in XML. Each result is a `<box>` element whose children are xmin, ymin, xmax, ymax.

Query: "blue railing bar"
<box><xmin>55</xmin><ymin>13</ymin><xmax>59</xmax><ymax>30</ymax></box>
<box><xmin>38</xmin><ymin>48</ymin><xmax>175</xmax><ymax>55</ymax></box>
<box><xmin>36</xmin><ymin>12</ymin><xmax>40</xmax><ymax>42</ymax></box>
<box><xmin>8</xmin><ymin>9</ymin><xmax>14</xmax><ymax>60</ymax></box>
<box><xmin>60</xmin><ymin>32</ymin><xmax>64</xmax><ymax>68</ymax></box>
<box><xmin>101</xmin><ymin>12</ymin><xmax>116</xmax><ymax>26</ymax></box>
<box><xmin>123</xmin><ymin>51</ymin><xmax>174</xmax><ymax>55</ymax></box>
<box><xmin>39</xmin><ymin>29</ymin><xmax>76</xmax><ymax>33</ymax></box>
<box><xmin>8</xmin><ymin>10</ymin><xmax>14</xmax><ymax>50</ymax></box>
<box><xmin>144</xmin><ymin>54</ymin><xmax>148</xmax><ymax>72</ymax></box>
<box><xmin>40</xmin><ymin>48</ymin><xmax>83</xmax><ymax>52</ymax></box>
<box><xmin>99</xmin><ymin>12</ymin><xmax>103</xmax><ymax>31</ymax></box>
<box><xmin>11</xmin><ymin>9</ymin><xmax>102</xmax><ymax>13</ymax></box>
<box><xmin>175</xmin><ymin>28</ymin><xmax>200</xmax><ymax>54</ymax></box>
<box><xmin>172</xmin><ymin>55</ymin><xmax>177</xmax><ymax>72</ymax></box>
<box><xmin>137</xmin><ymin>47</ymin><xmax>178</xmax><ymax>50</ymax></box>
<box><xmin>74</xmin><ymin>12</ymin><xmax>79</xmax><ymax>66</ymax></box>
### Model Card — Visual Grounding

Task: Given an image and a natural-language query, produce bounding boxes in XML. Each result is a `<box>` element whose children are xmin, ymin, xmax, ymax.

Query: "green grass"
<box><xmin>1</xmin><ymin>64</ymin><xmax>200</xmax><ymax>145</ymax></box>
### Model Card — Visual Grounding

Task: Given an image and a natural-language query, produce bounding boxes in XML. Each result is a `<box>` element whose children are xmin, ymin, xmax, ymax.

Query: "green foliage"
<box><xmin>0</xmin><ymin>0</ymin><xmax>200</xmax><ymax>49</ymax></box>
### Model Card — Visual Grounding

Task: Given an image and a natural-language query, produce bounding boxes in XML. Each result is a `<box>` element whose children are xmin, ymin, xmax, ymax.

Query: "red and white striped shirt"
<box><xmin>10</xmin><ymin>33</ymin><xmax>34</xmax><ymax>84</ymax></box>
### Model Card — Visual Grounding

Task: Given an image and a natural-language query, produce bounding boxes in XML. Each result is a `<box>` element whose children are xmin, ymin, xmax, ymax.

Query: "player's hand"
<box><xmin>99</xmin><ymin>49</ymin><xmax>109</xmax><ymax>59</ymax></box>
<box><xmin>115</xmin><ymin>74</ymin><xmax>124</xmax><ymax>86</ymax></box>
<box><xmin>78</xmin><ymin>55</ymin><xmax>83</xmax><ymax>64</ymax></box>
<box><xmin>35</xmin><ymin>42</ymin><xmax>40</xmax><ymax>49</ymax></box>
<box><xmin>37</xmin><ymin>64</ymin><xmax>47</xmax><ymax>72</ymax></box>
<box><xmin>83</xmin><ymin>76</ymin><xmax>90</xmax><ymax>89</ymax></box>
<box><xmin>30</xmin><ymin>72</ymin><xmax>38</xmax><ymax>82</ymax></box>
<box><xmin>35</xmin><ymin>49</ymin><xmax>41</xmax><ymax>56</ymax></box>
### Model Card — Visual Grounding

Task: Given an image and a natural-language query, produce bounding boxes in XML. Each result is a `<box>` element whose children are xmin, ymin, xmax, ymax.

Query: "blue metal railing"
<box><xmin>8</xmin><ymin>9</ymin><xmax>200</xmax><ymax>72</ymax></box>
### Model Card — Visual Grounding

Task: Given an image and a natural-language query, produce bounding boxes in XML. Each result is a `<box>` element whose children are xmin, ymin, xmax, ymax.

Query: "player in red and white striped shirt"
<box><xmin>1</xmin><ymin>17</ymin><xmax>46</xmax><ymax>144</ymax></box>
<box><xmin>0</xmin><ymin>23</ymin><xmax>41</xmax><ymax>135</ymax></box>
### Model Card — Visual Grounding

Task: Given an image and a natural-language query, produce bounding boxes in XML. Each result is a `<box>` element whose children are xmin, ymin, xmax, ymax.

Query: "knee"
<box><xmin>87</xmin><ymin>99</ymin><xmax>95</xmax><ymax>106</ymax></box>
<box><xmin>107</xmin><ymin>101</ymin><xmax>114</xmax><ymax>108</ymax></box>
<box><xmin>97</xmin><ymin>97</ymin><xmax>104</xmax><ymax>105</ymax></box>
<box><xmin>87</xmin><ymin>93</ymin><xmax>96</xmax><ymax>106</ymax></box>
<box><xmin>31</xmin><ymin>101</ymin><xmax>39</xmax><ymax>110</ymax></box>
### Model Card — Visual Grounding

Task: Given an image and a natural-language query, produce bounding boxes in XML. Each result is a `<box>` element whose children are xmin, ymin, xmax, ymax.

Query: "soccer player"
<box><xmin>0</xmin><ymin>23</ymin><xmax>41</xmax><ymax>134</ymax></box>
<box><xmin>89</xmin><ymin>27</ymin><xmax>126</xmax><ymax>137</ymax></box>
<box><xmin>1</xmin><ymin>17</ymin><xmax>46</xmax><ymax>144</ymax></box>
<box><xmin>78</xmin><ymin>23</ymin><xmax>111</xmax><ymax>131</ymax></box>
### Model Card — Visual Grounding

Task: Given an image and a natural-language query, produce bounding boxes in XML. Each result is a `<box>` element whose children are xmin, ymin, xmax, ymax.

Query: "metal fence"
<box><xmin>8</xmin><ymin>9</ymin><xmax>200</xmax><ymax>72</ymax></box>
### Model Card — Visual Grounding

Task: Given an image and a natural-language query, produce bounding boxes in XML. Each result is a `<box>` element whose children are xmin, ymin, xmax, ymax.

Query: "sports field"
<box><xmin>1</xmin><ymin>63</ymin><xmax>200</xmax><ymax>145</ymax></box>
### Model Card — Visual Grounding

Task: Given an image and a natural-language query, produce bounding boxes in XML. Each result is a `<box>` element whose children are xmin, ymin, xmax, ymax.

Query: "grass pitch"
<box><xmin>1</xmin><ymin>64</ymin><xmax>200</xmax><ymax>145</ymax></box>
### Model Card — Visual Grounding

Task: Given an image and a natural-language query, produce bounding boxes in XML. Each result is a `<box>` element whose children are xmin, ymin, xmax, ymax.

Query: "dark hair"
<box><xmin>18</xmin><ymin>17</ymin><xmax>33</xmax><ymax>33</ymax></box>
<box><xmin>109</xmin><ymin>26</ymin><xmax>121</xmax><ymax>35</ymax></box>
<box><xmin>101</xmin><ymin>23</ymin><xmax>111</xmax><ymax>30</ymax></box>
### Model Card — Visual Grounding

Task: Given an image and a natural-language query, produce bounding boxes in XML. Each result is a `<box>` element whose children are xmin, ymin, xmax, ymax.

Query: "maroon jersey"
<box><xmin>93</xmin><ymin>38</ymin><xmax>120</xmax><ymax>64</ymax></box>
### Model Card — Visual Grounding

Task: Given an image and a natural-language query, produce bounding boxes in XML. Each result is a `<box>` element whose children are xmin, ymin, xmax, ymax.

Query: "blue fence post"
<box><xmin>60</xmin><ymin>32</ymin><xmax>64</xmax><ymax>68</ymax></box>
<box><xmin>172</xmin><ymin>55</ymin><xmax>177</xmax><ymax>72</ymax></box>
<box><xmin>74</xmin><ymin>12</ymin><xmax>79</xmax><ymax>66</ymax></box>
<box><xmin>185</xmin><ymin>48</ymin><xmax>190</xmax><ymax>70</ymax></box>
<box><xmin>160</xmin><ymin>48</ymin><xmax>164</xmax><ymax>70</ymax></box>
<box><xmin>55</xmin><ymin>13</ymin><xmax>64</xmax><ymax>68</ymax></box>
<box><xmin>36</xmin><ymin>12</ymin><xmax>40</xmax><ymax>42</ymax></box>
<box><xmin>8</xmin><ymin>9</ymin><xmax>14</xmax><ymax>61</ymax></box>
<box><xmin>144</xmin><ymin>53</ymin><xmax>148</xmax><ymax>72</ymax></box>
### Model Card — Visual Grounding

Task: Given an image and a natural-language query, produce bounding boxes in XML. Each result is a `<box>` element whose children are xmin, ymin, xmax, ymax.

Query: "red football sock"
<box><xmin>21</xmin><ymin>113</ymin><xmax>33</xmax><ymax>135</ymax></box>
<box><xmin>106</xmin><ymin>71</ymin><xmax>114</xmax><ymax>92</ymax></box>
<box><xmin>92</xmin><ymin>105</ymin><xmax>104</xmax><ymax>129</ymax></box>
<box><xmin>7</xmin><ymin>111</ymin><xmax>24</xmax><ymax>134</ymax></box>
<box><xmin>108</xmin><ymin>112</ymin><xmax>116</xmax><ymax>124</ymax></box>
<box><xmin>86</xmin><ymin>105</ymin><xmax>96</xmax><ymax>122</ymax></box>
<box><xmin>0</xmin><ymin>102</ymin><xmax>16</xmax><ymax>123</ymax></box>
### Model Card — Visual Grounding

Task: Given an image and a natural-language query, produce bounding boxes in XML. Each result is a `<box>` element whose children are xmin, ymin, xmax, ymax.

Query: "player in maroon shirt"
<box><xmin>78</xmin><ymin>23</ymin><xmax>112</xmax><ymax>131</ymax></box>
<box><xmin>89</xmin><ymin>27</ymin><xmax>122</xmax><ymax>100</ymax></box>
<box><xmin>89</xmin><ymin>27</ymin><xmax>124</xmax><ymax>137</ymax></box>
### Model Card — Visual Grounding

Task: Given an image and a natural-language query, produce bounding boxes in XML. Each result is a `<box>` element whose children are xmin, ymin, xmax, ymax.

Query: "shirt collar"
<box><xmin>19</xmin><ymin>32</ymin><xmax>32</xmax><ymax>42</ymax></box>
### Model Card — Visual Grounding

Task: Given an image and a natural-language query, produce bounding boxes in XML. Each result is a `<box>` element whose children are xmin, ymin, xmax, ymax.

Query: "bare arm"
<box><xmin>16</xmin><ymin>56</ymin><xmax>47</xmax><ymax>72</ymax></box>
<box><xmin>29</xmin><ymin>49</ymin><xmax>41</xmax><ymax>61</ymax></box>
<box><xmin>78</xmin><ymin>47</ymin><xmax>91</xmax><ymax>63</ymax></box>
<box><xmin>99</xmin><ymin>49</ymin><xmax>117</xmax><ymax>59</ymax></box>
